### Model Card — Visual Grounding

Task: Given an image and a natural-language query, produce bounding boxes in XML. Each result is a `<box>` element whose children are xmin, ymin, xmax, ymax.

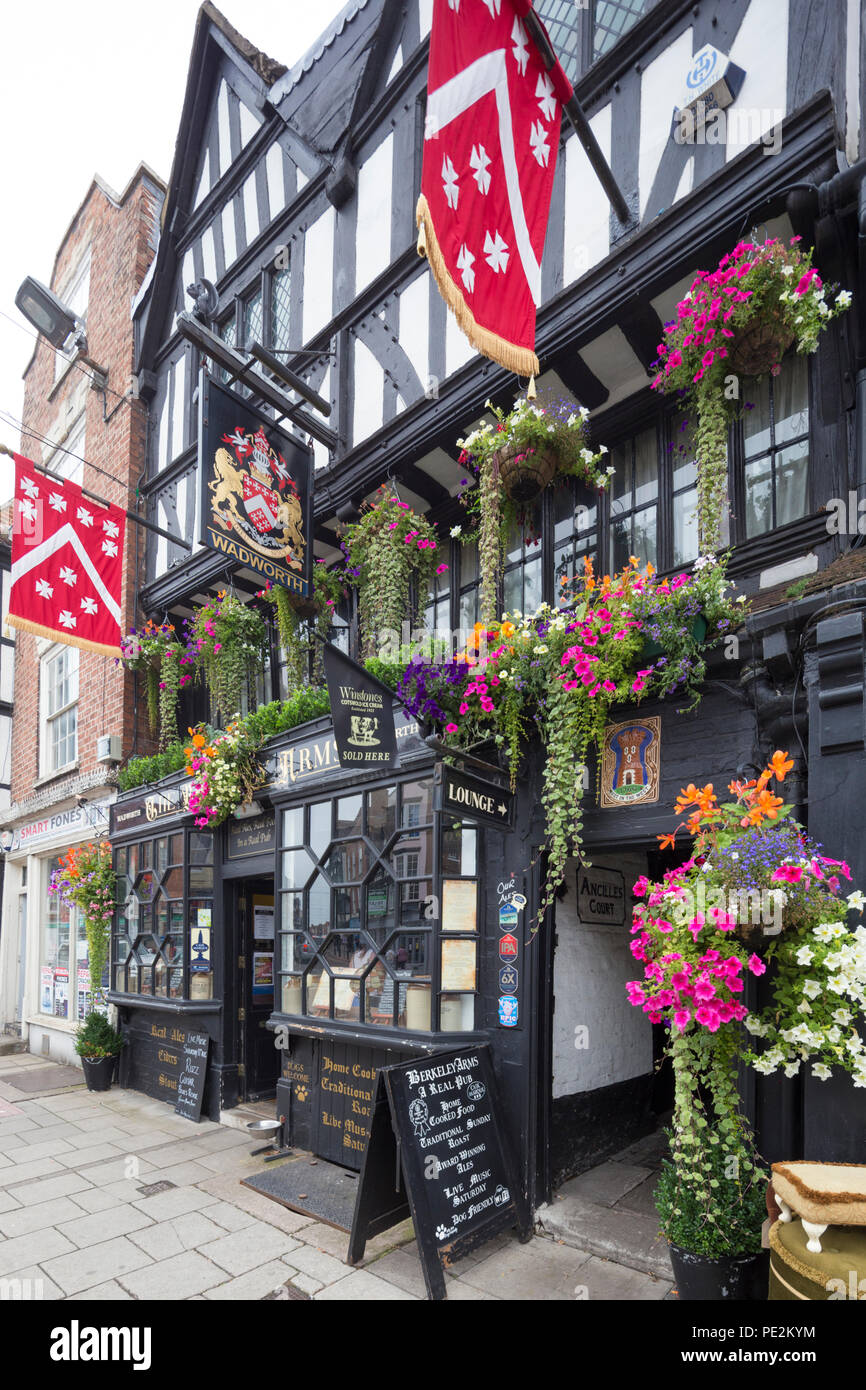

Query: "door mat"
<box><xmin>242</xmin><ymin>1156</ymin><xmax>361</xmax><ymax>1232</ymax></box>
<box><xmin>1</xmin><ymin>1066</ymin><xmax>85</xmax><ymax>1093</ymax></box>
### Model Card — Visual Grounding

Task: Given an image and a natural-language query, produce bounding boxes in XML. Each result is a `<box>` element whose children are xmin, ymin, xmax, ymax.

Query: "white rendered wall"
<box><xmin>552</xmin><ymin>852</ymin><xmax>653</xmax><ymax>1100</ymax></box>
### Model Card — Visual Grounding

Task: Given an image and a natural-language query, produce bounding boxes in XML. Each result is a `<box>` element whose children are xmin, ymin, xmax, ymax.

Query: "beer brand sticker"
<box><xmin>499</xmin><ymin>964</ymin><xmax>518</xmax><ymax>994</ymax></box>
<box><xmin>499</xmin><ymin>903</ymin><xmax>518</xmax><ymax>929</ymax></box>
<box><xmin>498</xmin><ymin>997</ymin><xmax>519</xmax><ymax>1027</ymax></box>
<box><xmin>511</xmin><ymin>893</ymin><xmax>527</xmax><ymax>909</ymax></box>
<box><xmin>498</xmin><ymin>933</ymin><xmax>518</xmax><ymax>960</ymax></box>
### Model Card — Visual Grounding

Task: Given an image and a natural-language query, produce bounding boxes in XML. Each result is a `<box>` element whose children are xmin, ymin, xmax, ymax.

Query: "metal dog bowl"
<box><xmin>247</xmin><ymin>1119</ymin><xmax>282</xmax><ymax>1140</ymax></box>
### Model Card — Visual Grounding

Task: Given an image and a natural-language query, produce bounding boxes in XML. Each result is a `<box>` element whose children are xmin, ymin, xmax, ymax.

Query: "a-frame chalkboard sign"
<box><xmin>348</xmin><ymin>1045</ymin><xmax>532</xmax><ymax>1300</ymax></box>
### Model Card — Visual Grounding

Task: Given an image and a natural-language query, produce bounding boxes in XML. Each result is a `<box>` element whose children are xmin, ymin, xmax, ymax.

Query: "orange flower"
<box><xmin>769</xmin><ymin>750</ymin><xmax>794</xmax><ymax>782</ymax></box>
<box><xmin>500</xmin><ymin>622</ymin><xmax>515</xmax><ymax>639</ymax></box>
<box><xmin>755</xmin><ymin>789</ymin><xmax>784</xmax><ymax>819</ymax></box>
<box><xmin>645</xmin><ymin>562</ymin><xmax>655</xmax><ymax>578</ymax></box>
<box><xmin>192</xmin><ymin>733</ymin><xmax>206</xmax><ymax>750</ymax></box>
<box><xmin>675</xmin><ymin>783</ymin><xmax>702</xmax><ymax>813</ymax></box>
<box><xmin>657</xmin><ymin>832</ymin><xmax>677</xmax><ymax>850</ymax></box>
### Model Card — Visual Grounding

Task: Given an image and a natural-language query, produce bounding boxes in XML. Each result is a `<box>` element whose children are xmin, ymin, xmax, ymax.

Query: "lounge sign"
<box><xmin>200</xmin><ymin>372</ymin><xmax>313</xmax><ymax>597</ymax></box>
<box><xmin>433</xmin><ymin>764</ymin><xmax>514</xmax><ymax>831</ymax></box>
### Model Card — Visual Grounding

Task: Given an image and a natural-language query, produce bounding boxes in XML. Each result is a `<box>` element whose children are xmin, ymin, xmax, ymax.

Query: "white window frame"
<box><xmin>54</xmin><ymin>245</ymin><xmax>91</xmax><ymax>383</ymax></box>
<box><xmin>39</xmin><ymin>645</ymin><xmax>79</xmax><ymax>778</ymax></box>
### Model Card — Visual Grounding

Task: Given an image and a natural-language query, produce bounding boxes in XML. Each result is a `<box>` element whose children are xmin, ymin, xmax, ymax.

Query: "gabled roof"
<box><xmin>270</xmin><ymin>0</ymin><xmax>373</xmax><ymax>101</ymax></box>
<box><xmin>200</xmin><ymin>1</ymin><xmax>287</xmax><ymax>86</ymax></box>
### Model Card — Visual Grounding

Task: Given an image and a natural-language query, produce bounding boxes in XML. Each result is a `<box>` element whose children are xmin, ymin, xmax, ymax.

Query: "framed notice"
<box><xmin>599</xmin><ymin>715</ymin><xmax>661</xmax><ymax>808</ymax></box>
<box><xmin>442</xmin><ymin>879</ymin><xmax>477</xmax><ymax>934</ymax></box>
<box><xmin>441</xmin><ymin>938</ymin><xmax>477</xmax><ymax>991</ymax></box>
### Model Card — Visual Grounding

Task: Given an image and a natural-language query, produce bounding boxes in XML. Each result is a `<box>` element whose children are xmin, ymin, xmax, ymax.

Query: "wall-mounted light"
<box><xmin>15</xmin><ymin>277</ymin><xmax>80</xmax><ymax>349</ymax></box>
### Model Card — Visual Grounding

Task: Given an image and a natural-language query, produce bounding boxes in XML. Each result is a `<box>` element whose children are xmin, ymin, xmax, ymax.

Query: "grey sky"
<box><xmin>0</xmin><ymin>0</ymin><xmax>349</xmax><ymax>499</ymax></box>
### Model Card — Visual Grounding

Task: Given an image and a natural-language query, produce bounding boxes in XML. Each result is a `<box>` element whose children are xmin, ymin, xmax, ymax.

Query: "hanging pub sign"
<box><xmin>433</xmin><ymin>763</ymin><xmax>514</xmax><ymax>832</ymax></box>
<box><xmin>322</xmin><ymin>643</ymin><xmax>398</xmax><ymax>770</ymax></box>
<box><xmin>348</xmin><ymin>1046</ymin><xmax>532</xmax><ymax>1300</ymax></box>
<box><xmin>199</xmin><ymin>372</ymin><xmax>313</xmax><ymax>597</ymax></box>
<box><xmin>599</xmin><ymin>715</ymin><xmax>661</xmax><ymax>809</ymax></box>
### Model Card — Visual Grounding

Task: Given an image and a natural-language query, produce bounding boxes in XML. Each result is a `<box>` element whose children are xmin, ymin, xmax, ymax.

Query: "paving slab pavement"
<box><xmin>0</xmin><ymin>1057</ymin><xmax>674</xmax><ymax>1300</ymax></box>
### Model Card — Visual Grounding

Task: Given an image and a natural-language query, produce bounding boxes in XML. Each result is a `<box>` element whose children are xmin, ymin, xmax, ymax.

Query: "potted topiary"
<box><xmin>74</xmin><ymin>1012</ymin><xmax>124</xmax><ymax>1092</ymax></box>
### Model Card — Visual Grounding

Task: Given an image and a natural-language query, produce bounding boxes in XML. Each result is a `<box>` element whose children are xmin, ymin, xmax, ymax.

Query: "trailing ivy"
<box><xmin>190</xmin><ymin>591</ymin><xmax>266</xmax><ymax>724</ymax></box>
<box><xmin>339</xmin><ymin>487</ymin><xmax>444</xmax><ymax>658</ymax></box>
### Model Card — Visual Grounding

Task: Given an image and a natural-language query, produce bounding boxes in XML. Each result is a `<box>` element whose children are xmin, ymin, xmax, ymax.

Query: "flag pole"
<box><xmin>522</xmin><ymin>6</ymin><xmax>631</xmax><ymax>226</ymax></box>
<box><xmin>0</xmin><ymin>444</ymin><xmax>192</xmax><ymax>551</ymax></box>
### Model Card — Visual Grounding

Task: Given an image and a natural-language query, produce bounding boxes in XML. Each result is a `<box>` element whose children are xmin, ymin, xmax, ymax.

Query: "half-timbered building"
<box><xmin>115</xmin><ymin>0</ymin><xmax>866</xmax><ymax>1208</ymax></box>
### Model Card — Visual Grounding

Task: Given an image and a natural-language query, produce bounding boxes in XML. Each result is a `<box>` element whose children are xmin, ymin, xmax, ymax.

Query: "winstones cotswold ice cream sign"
<box><xmin>200</xmin><ymin>373</ymin><xmax>313</xmax><ymax>597</ymax></box>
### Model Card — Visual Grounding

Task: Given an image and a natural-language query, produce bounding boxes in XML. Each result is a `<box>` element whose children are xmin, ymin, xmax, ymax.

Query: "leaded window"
<box><xmin>112</xmin><ymin>831</ymin><xmax>213</xmax><ymax>1000</ymax></box>
<box><xmin>277</xmin><ymin>780</ymin><xmax>478</xmax><ymax>1033</ymax></box>
<box><xmin>594</xmin><ymin>0</ymin><xmax>649</xmax><ymax>59</ymax></box>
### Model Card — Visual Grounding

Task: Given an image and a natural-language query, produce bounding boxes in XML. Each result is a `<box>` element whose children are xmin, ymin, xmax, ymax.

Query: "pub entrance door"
<box><xmin>235</xmin><ymin>877</ymin><xmax>280</xmax><ymax>1101</ymax></box>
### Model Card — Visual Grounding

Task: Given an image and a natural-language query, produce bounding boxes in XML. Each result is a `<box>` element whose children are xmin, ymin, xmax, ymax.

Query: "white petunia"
<box><xmin>802</xmin><ymin>979</ymin><xmax>822</xmax><ymax>999</ymax></box>
<box><xmin>795</xmin><ymin>946</ymin><xmax>814</xmax><ymax>965</ymax></box>
<box><xmin>812</xmin><ymin>1064</ymin><xmax>832</xmax><ymax>1081</ymax></box>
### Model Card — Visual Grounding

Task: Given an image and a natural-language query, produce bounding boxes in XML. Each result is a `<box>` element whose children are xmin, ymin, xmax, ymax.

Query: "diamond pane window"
<box><xmin>272</xmin><ymin>265</ymin><xmax>291</xmax><ymax>352</ymax></box>
<box><xmin>324</xmin><ymin>839</ymin><xmax>371</xmax><ymax>884</ymax></box>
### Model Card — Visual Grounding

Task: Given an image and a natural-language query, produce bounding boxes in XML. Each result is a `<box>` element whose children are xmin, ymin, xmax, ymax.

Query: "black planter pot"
<box><xmin>80</xmin><ymin>1054</ymin><xmax>117</xmax><ymax>1093</ymax></box>
<box><xmin>669</xmin><ymin>1244</ymin><xmax>770</xmax><ymax>1301</ymax></box>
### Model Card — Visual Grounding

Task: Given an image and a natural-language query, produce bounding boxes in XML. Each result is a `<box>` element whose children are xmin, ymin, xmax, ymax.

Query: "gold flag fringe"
<box><xmin>7</xmin><ymin>613</ymin><xmax>121</xmax><ymax>659</ymax></box>
<box><xmin>416</xmin><ymin>194</ymin><xmax>540</xmax><ymax>378</ymax></box>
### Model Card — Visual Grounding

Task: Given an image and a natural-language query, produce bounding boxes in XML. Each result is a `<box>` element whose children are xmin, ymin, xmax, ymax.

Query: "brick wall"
<box><xmin>10</xmin><ymin>169</ymin><xmax>165</xmax><ymax>808</ymax></box>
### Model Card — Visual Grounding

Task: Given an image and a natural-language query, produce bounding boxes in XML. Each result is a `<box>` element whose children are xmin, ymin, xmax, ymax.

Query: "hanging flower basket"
<box><xmin>495</xmin><ymin>442</ymin><xmax>559</xmax><ymax>504</ymax></box>
<box><xmin>726</xmin><ymin>313</ymin><xmax>794</xmax><ymax>379</ymax></box>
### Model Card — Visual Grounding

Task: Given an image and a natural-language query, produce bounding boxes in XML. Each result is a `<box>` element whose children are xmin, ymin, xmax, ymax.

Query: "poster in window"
<box><xmin>40</xmin><ymin>967</ymin><xmax>54</xmax><ymax>1014</ymax></box>
<box><xmin>252</xmin><ymin>952</ymin><xmax>274</xmax><ymax>996</ymax></box>
<box><xmin>77</xmin><ymin>967</ymin><xmax>91</xmax><ymax>1021</ymax></box>
<box><xmin>599</xmin><ymin>716</ymin><xmax>661</xmax><ymax>808</ymax></box>
<box><xmin>53</xmin><ymin>967</ymin><xmax>69</xmax><ymax>1019</ymax></box>
<box><xmin>441</xmin><ymin>939</ymin><xmax>477</xmax><ymax>992</ymax></box>
<box><xmin>442</xmin><ymin>879</ymin><xmax>477</xmax><ymax>934</ymax></box>
<box><xmin>253</xmin><ymin>904</ymin><xmax>275</xmax><ymax>941</ymax></box>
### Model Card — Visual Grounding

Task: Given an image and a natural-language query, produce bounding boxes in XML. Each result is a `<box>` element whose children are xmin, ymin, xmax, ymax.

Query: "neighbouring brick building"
<box><xmin>0</xmin><ymin>164</ymin><xmax>165</xmax><ymax>1060</ymax></box>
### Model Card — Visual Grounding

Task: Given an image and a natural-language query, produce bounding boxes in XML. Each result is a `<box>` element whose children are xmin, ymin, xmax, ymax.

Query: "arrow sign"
<box><xmin>433</xmin><ymin>763</ymin><xmax>514</xmax><ymax>832</ymax></box>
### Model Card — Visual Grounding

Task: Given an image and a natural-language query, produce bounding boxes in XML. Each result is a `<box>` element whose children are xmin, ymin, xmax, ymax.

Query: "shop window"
<box><xmin>40</xmin><ymin>645</ymin><xmax>78</xmax><ymax>777</ymax></box>
<box><xmin>111</xmin><ymin>830</ymin><xmax>213</xmax><ymax>1001</ymax></box>
<box><xmin>277</xmin><ymin>782</ymin><xmax>477</xmax><ymax>1033</ymax></box>
<box><xmin>741</xmin><ymin>355</ymin><xmax>810</xmax><ymax>538</ymax></box>
<box><xmin>609</xmin><ymin>425</ymin><xmax>658</xmax><ymax>571</ymax></box>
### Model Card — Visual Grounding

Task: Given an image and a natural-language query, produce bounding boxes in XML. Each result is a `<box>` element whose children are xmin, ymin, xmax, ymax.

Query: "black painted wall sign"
<box><xmin>433</xmin><ymin>763</ymin><xmax>514</xmax><ymax>831</ymax></box>
<box><xmin>174</xmin><ymin>1032</ymin><xmax>210</xmax><ymax>1123</ymax></box>
<box><xmin>226</xmin><ymin>812</ymin><xmax>276</xmax><ymax>859</ymax></box>
<box><xmin>348</xmin><ymin>1045</ymin><xmax>531</xmax><ymax>1299</ymax></box>
<box><xmin>323</xmin><ymin>643</ymin><xmax>397</xmax><ymax>769</ymax></box>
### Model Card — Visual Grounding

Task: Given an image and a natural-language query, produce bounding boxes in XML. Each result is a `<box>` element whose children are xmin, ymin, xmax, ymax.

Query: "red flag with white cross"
<box><xmin>8</xmin><ymin>454</ymin><xmax>126</xmax><ymax>657</ymax></box>
<box><xmin>417</xmin><ymin>0</ymin><xmax>573</xmax><ymax>378</ymax></box>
